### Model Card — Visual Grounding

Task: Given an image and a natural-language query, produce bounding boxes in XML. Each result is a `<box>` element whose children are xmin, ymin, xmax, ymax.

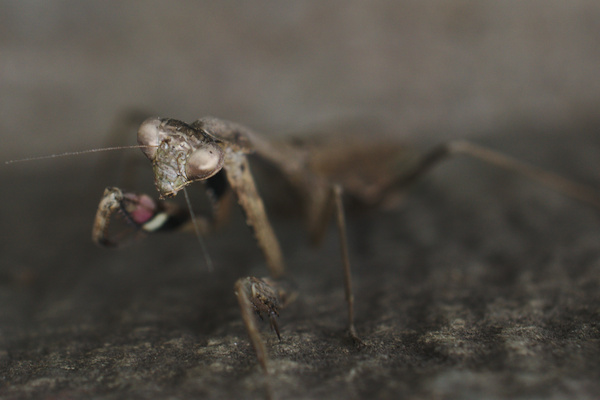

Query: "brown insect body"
<box><xmin>291</xmin><ymin>132</ymin><xmax>419</xmax><ymax>210</ymax></box>
<box><xmin>89</xmin><ymin>116</ymin><xmax>600</xmax><ymax>400</ymax></box>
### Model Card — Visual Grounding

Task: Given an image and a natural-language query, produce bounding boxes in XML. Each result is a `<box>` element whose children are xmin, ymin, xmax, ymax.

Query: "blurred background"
<box><xmin>2</xmin><ymin>1</ymin><xmax>600</xmax><ymax>161</ymax></box>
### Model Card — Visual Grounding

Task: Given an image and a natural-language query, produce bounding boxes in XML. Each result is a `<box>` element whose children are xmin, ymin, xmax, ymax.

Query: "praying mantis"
<box><xmin>8</xmin><ymin>116</ymin><xmax>600</xmax><ymax>399</ymax></box>
<box><xmin>87</xmin><ymin>116</ymin><xmax>600</xmax><ymax>395</ymax></box>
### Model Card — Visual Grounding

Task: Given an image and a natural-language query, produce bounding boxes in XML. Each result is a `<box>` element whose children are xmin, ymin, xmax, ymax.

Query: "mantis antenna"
<box><xmin>4</xmin><ymin>145</ymin><xmax>157</xmax><ymax>164</ymax></box>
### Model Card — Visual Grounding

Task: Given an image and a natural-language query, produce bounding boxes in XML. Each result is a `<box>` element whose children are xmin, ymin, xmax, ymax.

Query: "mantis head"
<box><xmin>137</xmin><ymin>117</ymin><xmax>225</xmax><ymax>198</ymax></box>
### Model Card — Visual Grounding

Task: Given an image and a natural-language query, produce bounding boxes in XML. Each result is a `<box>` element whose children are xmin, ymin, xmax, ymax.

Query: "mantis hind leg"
<box><xmin>379</xmin><ymin>140</ymin><xmax>600</xmax><ymax>210</ymax></box>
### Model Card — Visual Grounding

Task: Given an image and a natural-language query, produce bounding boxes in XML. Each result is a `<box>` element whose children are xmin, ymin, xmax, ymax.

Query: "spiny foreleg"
<box><xmin>235</xmin><ymin>276</ymin><xmax>288</xmax><ymax>400</ymax></box>
<box><xmin>92</xmin><ymin>186</ymin><xmax>207</xmax><ymax>247</ymax></box>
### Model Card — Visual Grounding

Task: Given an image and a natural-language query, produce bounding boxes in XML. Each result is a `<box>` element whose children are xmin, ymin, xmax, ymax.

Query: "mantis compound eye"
<box><xmin>186</xmin><ymin>143</ymin><xmax>224</xmax><ymax>180</ymax></box>
<box><xmin>137</xmin><ymin>117</ymin><xmax>163</xmax><ymax>160</ymax></box>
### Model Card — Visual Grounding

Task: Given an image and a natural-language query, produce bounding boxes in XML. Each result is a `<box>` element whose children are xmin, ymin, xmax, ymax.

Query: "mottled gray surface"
<box><xmin>2</xmin><ymin>2</ymin><xmax>600</xmax><ymax>400</ymax></box>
